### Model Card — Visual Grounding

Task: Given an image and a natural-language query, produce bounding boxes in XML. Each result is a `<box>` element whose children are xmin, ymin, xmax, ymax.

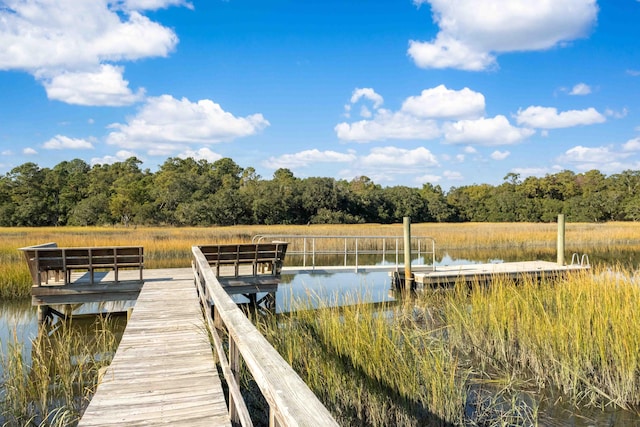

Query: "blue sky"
<box><xmin>1</xmin><ymin>0</ymin><xmax>640</xmax><ymax>189</ymax></box>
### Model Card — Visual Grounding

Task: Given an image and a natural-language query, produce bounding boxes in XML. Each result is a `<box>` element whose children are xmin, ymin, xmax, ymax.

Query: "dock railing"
<box><xmin>192</xmin><ymin>246</ymin><xmax>339</xmax><ymax>427</ymax></box>
<box><xmin>252</xmin><ymin>234</ymin><xmax>436</xmax><ymax>272</ymax></box>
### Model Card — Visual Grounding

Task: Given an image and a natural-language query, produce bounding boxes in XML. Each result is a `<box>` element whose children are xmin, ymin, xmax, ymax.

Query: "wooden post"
<box><xmin>557</xmin><ymin>214</ymin><xmax>565</xmax><ymax>266</ymax></box>
<box><xmin>403</xmin><ymin>217</ymin><xmax>413</xmax><ymax>290</ymax></box>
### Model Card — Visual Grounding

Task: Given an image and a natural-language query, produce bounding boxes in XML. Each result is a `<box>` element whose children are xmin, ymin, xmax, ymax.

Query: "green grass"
<box><xmin>256</xmin><ymin>266</ymin><xmax>640</xmax><ymax>425</ymax></box>
<box><xmin>0</xmin><ymin>317</ymin><xmax>121</xmax><ymax>426</ymax></box>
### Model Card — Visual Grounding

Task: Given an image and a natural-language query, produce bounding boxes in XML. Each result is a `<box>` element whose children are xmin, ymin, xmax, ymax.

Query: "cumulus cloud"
<box><xmin>491</xmin><ymin>150</ymin><xmax>510</xmax><ymax>160</ymax></box>
<box><xmin>23</xmin><ymin>147</ymin><xmax>38</xmax><ymax>155</ymax></box>
<box><xmin>335</xmin><ymin>110</ymin><xmax>440</xmax><ymax>142</ymax></box>
<box><xmin>570</xmin><ymin>83</ymin><xmax>591</xmax><ymax>95</ymax></box>
<box><xmin>41</xmin><ymin>65</ymin><xmax>145</xmax><ymax>106</ymax></box>
<box><xmin>400</xmin><ymin>85</ymin><xmax>485</xmax><ymax>119</ymax></box>
<box><xmin>106</xmin><ymin>95</ymin><xmax>269</xmax><ymax>155</ymax></box>
<box><xmin>443</xmin><ymin>170</ymin><xmax>464</xmax><ymax>181</ymax></box>
<box><xmin>350</xmin><ymin>88</ymin><xmax>384</xmax><ymax>109</ymax></box>
<box><xmin>511</xmin><ymin>167</ymin><xmax>552</xmax><ymax>178</ymax></box>
<box><xmin>515</xmin><ymin>106</ymin><xmax>606</xmax><ymax>129</ymax></box>
<box><xmin>416</xmin><ymin>174</ymin><xmax>442</xmax><ymax>183</ymax></box>
<box><xmin>43</xmin><ymin>135</ymin><xmax>95</xmax><ymax>150</ymax></box>
<box><xmin>264</xmin><ymin>149</ymin><xmax>357</xmax><ymax>169</ymax></box>
<box><xmin>337</xmin><ymin>85</ymin><xmax>533</xmax><ymax>145</ymax></box>
<box><xmin>409</xmin><ymin>0</ymin><xmax>598</xmax><ymax>71</ymax></box>
<box><xmin>443</xmin><ymin>115</ymin><xmax>535</xmax><ymax>145</ymax></box>
<box><xmin>337</xmin><ymin>85</ymin><xmax>489</xmax><ymax>142</ymax></box>
<box><xmin>91</xmin><ymin>150</ymin><xmax>138</xmax><ymax>165</ymax></box>
<box><xmin>360</xmin><ymin>146</ymin><xmax>439</xmax><ymax>168</ymax></box>
<box><xmin>558</xmin><ymin>145</ymin><xmax>635</xmax><ymax>172</ymax></box>
<box><xmin>178</xmin><ymin>147</ymin><xmax>223</xmax><ymax>163</ymax></box>
<box><xmin>0</xmin><ymin>0</ymin><xmax>184</xmax><ymax>105</ymax></box>
<box><xmin>622</xmin><ymin>137</ymin><xmax>640</xmax><ymax>152</ymax></box>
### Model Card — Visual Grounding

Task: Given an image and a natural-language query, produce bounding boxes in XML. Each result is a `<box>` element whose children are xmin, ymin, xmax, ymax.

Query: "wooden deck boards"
<box><xmin>79</xmin><ymin>272</ymin><xmax>231</xmax><ymax>427</ymax></box>
<box><xmin>412</xmin><ymin>260</ymin><xmax>588</xmax><ymax>287</ymax></box>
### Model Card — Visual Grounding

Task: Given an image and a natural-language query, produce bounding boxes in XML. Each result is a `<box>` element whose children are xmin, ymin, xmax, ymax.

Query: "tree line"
<box><xmin>0</xmin><ymin>157</ymin><xmax>638</xmax><ymax>227</ymax></box>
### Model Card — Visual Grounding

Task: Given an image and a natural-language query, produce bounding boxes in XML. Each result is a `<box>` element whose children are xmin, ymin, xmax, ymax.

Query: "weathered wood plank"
<box><xmin>79</xmin><ymin>276</ymin><xmax>230</xmax><ymax>427</ymax></box>
<box><xmin>412</xmin><ymin>260</ymin><xmax>588</xmax><ymax>287</ymax></box>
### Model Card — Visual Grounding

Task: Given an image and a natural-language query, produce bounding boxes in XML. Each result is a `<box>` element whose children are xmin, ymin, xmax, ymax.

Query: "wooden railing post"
<box><xmin>229</xmin><ymin>338</ymin><xmax>240</xmax><ymax>424</ymax></box>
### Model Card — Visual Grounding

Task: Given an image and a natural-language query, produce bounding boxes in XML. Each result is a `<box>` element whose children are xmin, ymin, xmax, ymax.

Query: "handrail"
<box><xmin>252</xmin><ymin>234</ymin><xmax>436</xmax><ymax>271</ymax></box>
<box><xmin>192</xmin><ymin>246</ymin><xmax>339</xmax><ymax>426</ymax></box>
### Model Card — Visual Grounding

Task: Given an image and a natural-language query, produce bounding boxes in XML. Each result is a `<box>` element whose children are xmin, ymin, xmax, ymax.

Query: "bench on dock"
<box><xmin>197</xmin><ymin>242</ymin><xmax>288</xmax><ymax>277</ymax></box>
<box><xmin>19</xmin><ymin>242</ymin><xmax>144</xmax><ymax>286</ymax></box>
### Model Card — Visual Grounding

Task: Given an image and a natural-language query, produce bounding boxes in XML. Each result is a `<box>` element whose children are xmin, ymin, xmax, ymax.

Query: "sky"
<box><xmin>1</xmin><ymin>0</ymin><xmax>640</xmax><ymax>190</ymax></box>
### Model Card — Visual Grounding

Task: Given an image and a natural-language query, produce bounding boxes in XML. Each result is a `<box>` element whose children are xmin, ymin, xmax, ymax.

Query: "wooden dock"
<box><xmin>410</xmin><ymin>260</ymin><xmax>588</xmax><ymax>288</ymax></box>
<box><xmin>79</xmin><ymin>269</ymin><xmax>231</xmax><ymax>426</ymax></box>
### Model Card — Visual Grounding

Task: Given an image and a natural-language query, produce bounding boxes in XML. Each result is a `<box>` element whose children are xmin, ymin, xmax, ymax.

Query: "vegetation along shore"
<box><xmin>1</xmin><ymin>222</ymin><xmax>640</xmax><ymax>425</ymax></box>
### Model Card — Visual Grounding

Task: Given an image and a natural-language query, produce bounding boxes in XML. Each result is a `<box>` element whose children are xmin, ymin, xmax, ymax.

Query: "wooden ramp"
<box><xmin>79</xmin><ymin>270</ymin><xmax>230</xmax><ymax>426</ymax></box>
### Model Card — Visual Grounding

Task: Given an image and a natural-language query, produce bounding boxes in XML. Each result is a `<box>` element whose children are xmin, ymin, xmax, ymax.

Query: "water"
<box><xmin>3</xmin><ymin>247</ymin><xmax>640</xmax><ymax>425</ymax></box>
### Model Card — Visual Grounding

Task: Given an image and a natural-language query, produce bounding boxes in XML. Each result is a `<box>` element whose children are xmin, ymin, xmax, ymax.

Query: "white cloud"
<box><xmin>605</xmin><ymin>108</ymin><xmax>628</xmax><ymax>119</ymax></box>
<box><xmin>0</xmin><ymin>0</ymin><xmax>184</xmax><ymax>105</ymax></box>
<box><xmin>515</xmin><ymin>106</ymin><xmax>605</xmax><ymax>129</ymax></box>
<box><xmin>622</xmin><ymin>137</ymin><xmax>640</xmax><ymax>152</ymax></box>
<box><xmin>443</xmin><ymin>115</ymin><xmax>534</xmax><ymax>145</ymax></box>
<box><xmin>416</xmin><ymin>174</ymin><xmax>442</xmax><ymax>184</ymax></box>
<box><xmin>41</xmin><ymin>65</ymin><xmax>145</xmax><ymax>106</ymax></box>
<box><xmin>570</xmin><ymin>83</ymin><xmax>591</xmax><ymax>95</ymax></box>
<box><xmin>491</xmin><ymin>150</ymin><xmax>510</xmax><ymax>160</ymax></box>
<box><xmin>400</xmin><ymin>85</ymin><xmax>485</xmax><ymax>119</ymax></box>
<box><xmin>91</xmin><ymin>150</ymin><xmax>138</xmax><ymax>165</ymax></box>
<box><xmin>106</xmin><ymin>95</ymin><xmax>269</xmax><ymax>155</ymax></box>
<box><xmin>511</xmin><ymin>167</ymin><xmax>551</xmax><ymax>177</ymax></box>
<box><xmin>2</xmin><ymin>150</ymin><xmax>13</xmax><ymax>156</ymax></box>
<box><xmin>409</xmin><ymin>0</ymin><xmax>598</xmax><ymax>71</ymax></box>
<box><xmin>337</xmin><ymin>85</ymin><xmax>487</xmax><ymax>142</ymax></box>
<box><xmin>335</xmin><ymin>109</ymin><xmax>440</xmax><ymax>142</ymax></box>
<box><xmin>264</xmin><ymin>149</ymin><xmax>357</xmax><ymax>169</ymax></box>
<box><xmin>463</xmin><ymin>146</ymin><xmax>477</xmax><ymax>154</ymax></box>
<box><xmin>557</xmin><ymin>145</ymin><xmax>636</xmax><ymax>172</ymax></box>
<box><xmin>43</xmin><ymin>135</ymin><xmax>94</xmax><ymax>150</ymax></box>
<box><xmin>23</xmin><ymin>147</ymin><xmax>37</xmax><ymax>155</ymax></box>
<box><xmin>360</xmin><ymin>146</ymin><xmax>439</xmax><ymax>168</ymax></box>
<box><xmin>350</xmin><ymin>88</ymin><xmax>384</xmax><ymax>108</ymax></box>
<box><xmin>443</xmin><ymin>170</ymin><xmax>464</xmax><ymax>181</ymax></box>
<box><xmin>122</xmin><ymin>0</ymin><xmax>194</xmax><ymax>11</ymax></box>
<box><xmin>178</xmin><ymin>147</ymin><xmax>223</xmax><ymax>163</ymax></box>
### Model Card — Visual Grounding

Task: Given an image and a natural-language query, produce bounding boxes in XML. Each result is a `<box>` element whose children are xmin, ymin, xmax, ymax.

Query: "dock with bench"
<box><xmin>20</xmin><ymin>227</ymin><xmax>590</xmax><ymax>426</ymax></box>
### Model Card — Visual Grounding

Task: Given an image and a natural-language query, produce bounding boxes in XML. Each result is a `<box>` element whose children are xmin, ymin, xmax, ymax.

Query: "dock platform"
<box><xmin>410</xmin><ymin>260</ymin><xmax>588</xmax><ymax>288</ymax></box>
<box><xmin>79</xmin><ymin>269</ymin><xmax>231</xmax><ymax>426</ymax></box>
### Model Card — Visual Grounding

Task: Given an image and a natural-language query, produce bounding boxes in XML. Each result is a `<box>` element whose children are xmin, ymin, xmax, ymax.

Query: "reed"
<box><xmin>0</xmin><ymin>317</ymin><xmax>120</xmax><ymax>425</ymax></box>
<box><xmin>418</xmin><ymin>266</ymin><xmax>640</xmax><ymax>410</ymax></box>
<box><xmin>256</xmin><ymin>292</ymin><xmax>539</xmax><ymax>426</ymax></box>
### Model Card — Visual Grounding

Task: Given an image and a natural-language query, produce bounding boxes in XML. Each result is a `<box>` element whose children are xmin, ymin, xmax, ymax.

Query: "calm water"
<box><xmin>2</xmin><ymin>247</ymin><xmax>639</xmax><ymax>425</ymax></box>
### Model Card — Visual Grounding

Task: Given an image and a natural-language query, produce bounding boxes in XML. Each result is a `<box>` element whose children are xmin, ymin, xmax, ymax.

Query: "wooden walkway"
<box><xmin>79</xmin><ymin>269</ymin><xmax>230</xmax><ymax>426</ymax></box>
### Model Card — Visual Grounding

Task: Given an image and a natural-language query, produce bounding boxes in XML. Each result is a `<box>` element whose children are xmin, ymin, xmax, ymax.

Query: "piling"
<box><xmin>403</xmin><ymin>217</ymin><xmax>413</xmax><ymax>290</ymax></box>
<box><xmin>557</xmin><ymin>214</ymin><xmax>565</xmax><ymax>266</ymax></box>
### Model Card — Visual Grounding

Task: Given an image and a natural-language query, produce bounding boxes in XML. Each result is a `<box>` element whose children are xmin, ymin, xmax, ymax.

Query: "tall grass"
<box><xmin>3</xmin><ymin>222</ymin><xmax>640</xmax><ymax>299</ymax></box>
<box><xmin>428</xmin><ymin>267</ymin><xmax>640</xmax><ymax>410</ymax></box>
<box><xmin>257</xmin><ymin>293</ymin><xmax>537</xmax><ymax>426</ymax></box>
<box><xmin>256</xmin><ymin>266</ymin><xmax>640</xmax><ymax>424</ymax></box>
<box><xmin>0</xmin><ymin>317</ymin><xmax>121</xmax><ymax>426</ymax></box>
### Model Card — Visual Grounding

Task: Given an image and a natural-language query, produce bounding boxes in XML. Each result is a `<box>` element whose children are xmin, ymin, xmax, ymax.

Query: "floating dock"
<box><xmin>405</xmin><ymin>260</ymin><xmax>589</xmax><ymax>288</ymax></box>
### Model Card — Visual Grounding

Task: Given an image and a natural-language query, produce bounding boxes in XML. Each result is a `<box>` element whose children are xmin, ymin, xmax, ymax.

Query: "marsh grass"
<box><xmin>2</xmin><ymin>222</ymin><xmax>640</xmax><ymax>299</ymax></box>
<box><xmin>256</xmin><ymin>264</ymin><xmax>640</xmax><ymax>425</ymax></box>
<box><xmin>417</xmin><ymin>266</ymin><xmax>640</xmax><ymax>411</ymax></box>
<box><xmin>258</xmin><ymin>293</ymin><xmax>471</xmax><ymax>426</ymax></box>
<box><xmin>0</xmin><ymin>317</ymin><xmax>120</xmax><ymax>426</ymax></box>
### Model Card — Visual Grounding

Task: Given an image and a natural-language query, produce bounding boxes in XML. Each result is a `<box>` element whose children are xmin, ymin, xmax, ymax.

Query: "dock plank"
<box><xmin>412</xmin><ymin>260</ymin><xmax>588</xmax><ymax>287</ymax></box>
<box><xmin>79</xmin><ymin>275</ymin><xmax>231</xmax><ymax>427</ymax></box>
